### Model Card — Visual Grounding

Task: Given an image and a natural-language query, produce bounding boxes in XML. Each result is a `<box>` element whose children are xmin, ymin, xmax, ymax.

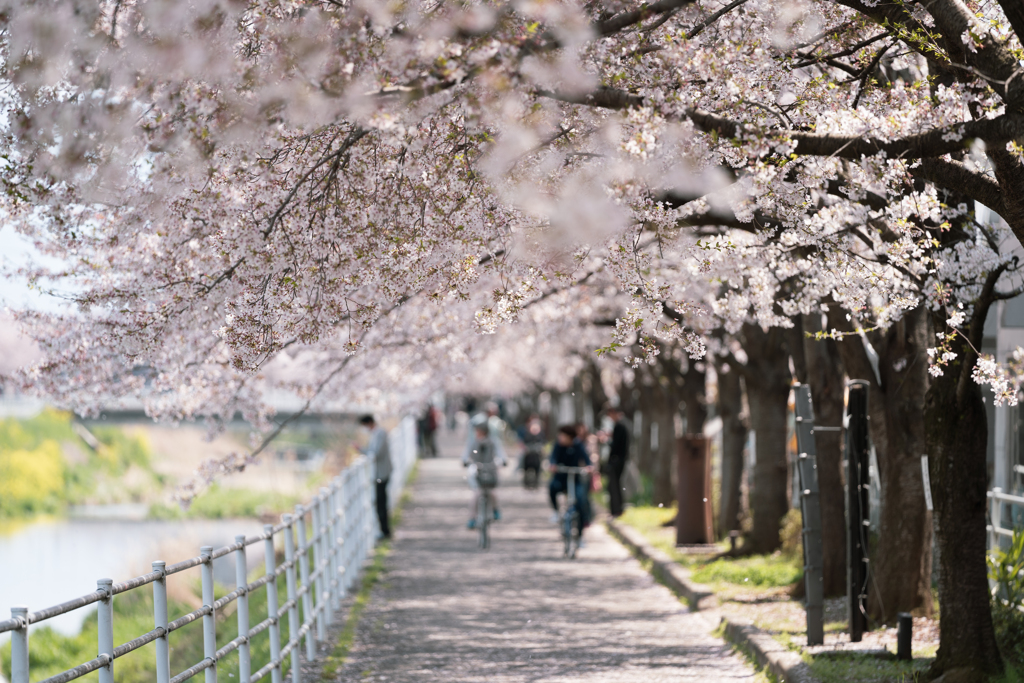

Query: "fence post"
<box><xmin>199</xmin><ymin>547</ymin><xmax>217</xmax><ymax>683</ymax></box>
<box><xmin>234</xmin><ymin>537</ymin><xmax>251</xmax><ymax>683</ymax></box>
<box><xmin>263</xmin><ymin>526</ymin><xmax>282</xmax><ymax>683</ymax></box>
<box><xmin>330</xmin><ymin>484</ymin><xmax>343</xmax><ymax>608</ymax></box>
<box><xmin>97</xmin><ymin>578</ymin><xmax>115</xmax><ymax>683</ymax></box>
<box><xmin>793</xmin><ymin>385</ymin><xmax>825</xmax><ymax>646</ymax></box>
<box><xmin>153</xmin><ymin>562</ymin><xmax>170</xmax><ymax>683</ymax></box>
<box><xmin>319</xmin><ymin>488</ymin><xmax>335</xmax><ymax>625</ymax></box>
<box><xmin>295</xmin><ymin>504</ymin><xmax>316</xmax><ymax>661</ymax></box>
<box><xmin>10</xmin><ymin>606</ymin><xmax>29</xmax><ymax>683</ymax></box>
<box><xmin>992</xmin><ymin>488</ymin><xmax>1003</xmax><ymax>553</ymax></box>
<box><xmin>342</xmin><ymin>471</ymin><xmax>354</xmax><ymax>593</ymax></box>
<box><xmin>310</xmin><ymin>502</ymin><xmax>327</xmax><ymax>642</ymax></box>
<box><xmin>283</xmin><ymin>515</ymin><xmax>302</xmax><ymax>683</ymax></box>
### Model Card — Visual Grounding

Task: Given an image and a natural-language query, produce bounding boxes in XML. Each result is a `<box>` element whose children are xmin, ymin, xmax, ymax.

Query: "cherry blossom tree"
<box><xmin>3</xmin><ymin>0</ymin><xmax>1024</xmax><ymax>675</ymax></box>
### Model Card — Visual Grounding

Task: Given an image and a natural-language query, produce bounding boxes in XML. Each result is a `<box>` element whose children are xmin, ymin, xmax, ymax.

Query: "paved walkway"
<box><xmin>338</xmin><ymin>443</ymin><xmax>756</xmax><ymax>683</ymax></box>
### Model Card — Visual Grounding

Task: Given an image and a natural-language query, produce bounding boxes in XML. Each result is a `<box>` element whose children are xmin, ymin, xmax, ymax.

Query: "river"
<box><xmin>0</xmin><ymin>514</ymin><xmax>266</xmax><ymax>634</ymax></box>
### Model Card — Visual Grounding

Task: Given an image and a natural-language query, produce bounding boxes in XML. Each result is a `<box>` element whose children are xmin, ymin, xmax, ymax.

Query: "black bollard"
<box><xmin>897</xmin><ymin>612</ymin><xmax>912</xmax><ymax>660</ymax></box>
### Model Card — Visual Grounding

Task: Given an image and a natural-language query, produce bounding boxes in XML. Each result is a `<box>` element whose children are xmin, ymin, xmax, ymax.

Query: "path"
<box><xmin>337</xmin><ymin>435</ymin><xmax>756</xmax><ymax>683</ymax></box>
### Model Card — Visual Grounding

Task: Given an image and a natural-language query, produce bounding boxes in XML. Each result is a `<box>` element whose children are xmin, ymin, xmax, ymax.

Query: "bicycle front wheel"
<box><xmin>478</xmin><ymin>496</ymin><xmax>490</xmax><ymax>550</ymax></box>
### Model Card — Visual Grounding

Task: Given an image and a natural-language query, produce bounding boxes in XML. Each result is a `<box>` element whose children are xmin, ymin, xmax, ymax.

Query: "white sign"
<box><xmin>921</xmin><ymin>455</ymin><xmax>933</xmax><ymax>511</ymax></box>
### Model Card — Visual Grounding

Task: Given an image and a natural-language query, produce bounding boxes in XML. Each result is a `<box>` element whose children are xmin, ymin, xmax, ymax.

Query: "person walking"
<box><xmin>605</xmin><ymin>406</ymin><xmax>630</xmax><ymax>517</ymax></box>
<box><xmin>360</xmin><ymin>415</ymin><xmax>393</xmax><ymax>539</ymax></box>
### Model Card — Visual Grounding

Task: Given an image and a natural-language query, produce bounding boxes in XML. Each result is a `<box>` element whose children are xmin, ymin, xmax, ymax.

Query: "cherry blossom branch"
<box><xmin>686</xmin><ymin>108</ymin><xmax>1024</xmax><ymax>159</ymax></box>
<box><xmin>913</xmin><ymin>158</ymin><xmax>1006</xmax><ymax>217</ymax></box>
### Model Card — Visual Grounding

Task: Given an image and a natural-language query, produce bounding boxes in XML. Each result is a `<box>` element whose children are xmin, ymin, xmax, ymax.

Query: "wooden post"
<box><xmin>793</xmin><ymin>385</ymin><xmax>825</xmax><ymax>646</ymax></box>
<box><xmin>676</xmin><ymin>435</ymin><xmax>713</xmax><ymax>545</ymax></box>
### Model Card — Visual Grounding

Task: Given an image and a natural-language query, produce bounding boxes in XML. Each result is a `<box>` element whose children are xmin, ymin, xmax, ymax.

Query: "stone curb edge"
<box><xmin>605</xmin><ymin>518</ymin><xmax>816</xmax><ymax>683</ymax></box>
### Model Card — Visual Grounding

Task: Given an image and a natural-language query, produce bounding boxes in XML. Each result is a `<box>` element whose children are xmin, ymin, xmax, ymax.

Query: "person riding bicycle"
<box><xmin>548</xmin><ymin>425</ymin><xmax>593</xmax><ymax>533</ymax></box>
<box><xmin>463</xmin><ymin>422</ymin><xmax>507</xmax><ymax>529</ymax></box>
<box><xmin>517</xmin><ymin>414</ymin><xmax>545</xmax><ymax>486</ymax></box>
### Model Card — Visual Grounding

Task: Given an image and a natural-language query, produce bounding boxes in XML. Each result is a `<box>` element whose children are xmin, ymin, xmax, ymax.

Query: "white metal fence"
<box><xmin>1</xmin><ymin>416</ymin><xmax>417</xmax><ymax>683</ymax></box>
<box><xmin>987</xmin><ymin>487</ymin><xmax>1024</xmax><ymax>550</ymax></box>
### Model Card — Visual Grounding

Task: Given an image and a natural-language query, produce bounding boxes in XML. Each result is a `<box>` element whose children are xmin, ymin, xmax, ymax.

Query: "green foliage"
<box><xmin>986</xmin><ymin>529</ymin><xmax>1024</xmax><ymax>666</ymax></box>
<box><xmin>990</xmin><ymin>528</ymin><xmax>1024</xmax><ymax>606</ymax></box>
<box><xmin>0</xmin><ymin>440</ymin><xmax>65</xmax><ymax>516</ymax></box>
<box><xmin>992</xmin><ymin>602</ymin><xmax>1024</xmax><ymax>668</ymax></box>
<box><xmin>0</xmin><ymin>410</ymin><xmax>161</xmax><ymax>518</ymax></box>
<box><xmin>149</xmin><ymin>485</ymin><xmax>300</xmax><ymax>520</ymax></box>
<box><xmin>690</xmin><ymin>554</ymin><xmax>802</xmax><ymax>588</ymax></box>
<box><xmin>0</xmin><ymin>409</ymin><xmax>75</xmax><ymax>516</ymax></box>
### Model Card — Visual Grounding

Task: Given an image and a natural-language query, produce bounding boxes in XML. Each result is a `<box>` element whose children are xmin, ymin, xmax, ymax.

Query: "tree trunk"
<box><xmin>585</xmin><ymin>360</ymin><xmax>610</xmax><ymax>429</ymax></box>
<box><xmin>651</xmin><ymin>372</ymin><xmax>677</xmax><ymax>507</ymax></box>
<box><xmin>718</xmin><ymin>363</ymin><xmax>747</xmax><ymax>537</ymax></box>
<box><xmin>927</xmin><ymin>308</ymin><xmax>1002</xmax><ymax>676</ymax></box>
<box><xmin>741</xmin><ymin>325</ymin><xmax>792</xmax><ymax>554</ymax></box>
<box><xmin>682</xmin><ymin>359</ymin><xmax>708</xmax><ymax>434</ymax></box>
<box><xmin>829</xmin><ymin>306</ymin><xmax>933</xmax><ymax>621</ymax></box>
<box><xmin>802</xmin><ymin>314</ymin><xmax>848</xmax><ymax>597</ymax></box>
<box><xmin>636</xmin><ymin>372</ymin><xmax>655</xmax><ymax>479</ymax></box>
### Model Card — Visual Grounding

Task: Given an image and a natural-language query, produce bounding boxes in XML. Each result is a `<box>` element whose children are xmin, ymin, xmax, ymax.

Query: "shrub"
<box><xmin>990</xmin><ymin>528</ymin><xmax>1024</xmax><ymax>665</ymax></box>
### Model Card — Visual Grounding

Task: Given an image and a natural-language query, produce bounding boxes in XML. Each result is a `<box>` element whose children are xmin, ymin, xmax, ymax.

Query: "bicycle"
<box><xmin>553</xmin><ymin>465</ymin><xmax>588</xmax><ymax>559</ymax></box>
<box><xmin>475</xmin><ymin>485</ymin><xmax>496</xmax><ymax>549</ymax></box>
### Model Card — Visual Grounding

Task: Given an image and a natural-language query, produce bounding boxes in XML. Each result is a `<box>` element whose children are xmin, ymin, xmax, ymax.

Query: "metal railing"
<box><xmin>988</xmin><ymin>487</ymin><xmax>1024</xmax><ymax>550</ymax></box>
<box><xmin>2</xmin><ymin>417</ymin><xmax>417</xmax><ymax>683</ymax></box>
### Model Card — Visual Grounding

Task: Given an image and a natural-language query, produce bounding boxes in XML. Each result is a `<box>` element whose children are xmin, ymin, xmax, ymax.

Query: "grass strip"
<box><xmin>319</xmin><ymin>461</ymin><xmax>419</xmax><ymax>680</ymax></box>
<box><xmin>319</xmin><ymin>539</ymin><xmax>390</xmax><ymax>679</ymax></box>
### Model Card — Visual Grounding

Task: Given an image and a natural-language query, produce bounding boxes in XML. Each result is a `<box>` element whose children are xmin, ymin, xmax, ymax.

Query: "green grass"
<box><xmin>618</xmin><ymin>505</ymin><xmax>800</xmax><ymax>588</ymax></box>
<box><xmin>806</xmin><ymin>652</ymin><xmax>931</xmax><ymax>683</ymax></box>
<box><xmin>319</xmin><ymin>462</ymin><xmax>416</xmax><ymax>679</ymax></box>
<box><xmin>320</xmin><ymin>538</ymin><xmax>390</xmax><ymax>679</ymax></box>
<box><xmin>149</xmin><ymin>484</ymin><xmax>301</xmax><ymax>520</ymax></box>
<box><xmin>691</xmin><ymin>555</ymin><xmax>802</xmax><ymax>588</ymax></box>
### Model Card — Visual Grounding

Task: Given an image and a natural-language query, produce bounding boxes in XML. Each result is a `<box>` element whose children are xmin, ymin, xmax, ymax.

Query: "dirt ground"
<box><xmin>334</xmin><ymin>449</ymin><xmax>758</xmax><ymax>683</ymax></box>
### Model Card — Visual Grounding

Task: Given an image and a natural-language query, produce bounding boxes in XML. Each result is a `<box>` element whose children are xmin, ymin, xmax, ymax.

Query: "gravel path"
<box><xmin>337</xmin><ymin>449</ymin><xmax>756</xmax><ymax>683</ymax></box>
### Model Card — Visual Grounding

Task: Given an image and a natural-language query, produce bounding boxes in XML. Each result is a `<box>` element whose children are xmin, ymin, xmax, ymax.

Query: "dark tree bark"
<box><xmin>740</xmin><ymin>324</ymin><xmax>792</xmax><ymax>554</ymax></box>
<box><xmin>717</xmin><ymin>361</ymin><xmax>747</xmax><ymax>538</ymax></box>
<box><xmin>927</xmin><ymin>285</ymin><xmax>1004</xmax><ymax>677</ymax></box>
<box><xmin>829</xmin><ymin>306</ymin><xmax>933</xmax><ymax>622</ymax></box>
<box><xmin>584</xmin><ymin>359</ymin><xmax>610</xmax><ymax>429</ymax></box>
<box><xmin>801</xmin><ymin>314</ymin><xmax>848</xmax><ymax>597</ymax></box>
<box><xmin>681</xmin><ymin>358</ymin><xmax>708</xmax><ymax>434</ymax></box>
<box><xmin>635</xmin><ymin>365</ymin><xmax>656</xmax><ymax>479</ymax></box>
<box><xmin>651</xmin><ymin>373</ymin><xmax>677</xmax><ymax>507</ymax></box>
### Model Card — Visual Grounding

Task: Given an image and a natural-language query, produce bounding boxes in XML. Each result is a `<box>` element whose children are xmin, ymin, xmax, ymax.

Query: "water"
<box><xmin>0</xmin><ymin>515</ymin><xmax>265</xmax><ymax>634</ymax></box>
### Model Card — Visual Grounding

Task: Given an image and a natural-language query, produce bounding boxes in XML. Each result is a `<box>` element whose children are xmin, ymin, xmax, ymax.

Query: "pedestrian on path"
<box><xmin>360</xmin><ymin>415</ymin><xmax>393</xmax><ymax>539</ymax></box>
<box><xmin>603</xmin><ymin>406</ymin><xmax>630</xmax><ymax>517</ymax></box>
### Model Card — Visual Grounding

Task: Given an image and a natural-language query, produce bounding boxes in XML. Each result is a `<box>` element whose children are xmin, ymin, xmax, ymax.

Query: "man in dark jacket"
<box><xmin>548</xmin><ymin>425</ymin><xmax>592</xmax><ymax>529</ymax></box>
<box><xmin>605</xmin><ymin>407</ymin><xmax>630</xmax><ymax>517</ymax></box>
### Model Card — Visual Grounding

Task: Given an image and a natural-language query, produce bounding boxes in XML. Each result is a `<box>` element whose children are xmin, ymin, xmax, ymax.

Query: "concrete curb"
<box><xmin>605</xmin><ymin>518</ymin><xmax>816</xmax><ymax>683</ymax></box>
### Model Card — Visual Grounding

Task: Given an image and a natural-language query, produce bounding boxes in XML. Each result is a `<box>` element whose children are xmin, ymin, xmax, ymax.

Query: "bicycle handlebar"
<box><xmin>552</xmin><ymin>465</ymin><xmax>590</xmax><ymax>473</ymax></box>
